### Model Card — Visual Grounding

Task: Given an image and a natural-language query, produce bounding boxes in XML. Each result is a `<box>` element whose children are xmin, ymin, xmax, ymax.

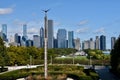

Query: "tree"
<box><xmin>0</xmin><ymin>37</ymin><xmax>9</xmax><ymax>66</ymax></box>
<box><xmin>110</xmin><ymin>38</ymin><xmax>120</xmax><ymax>74</ymax></box>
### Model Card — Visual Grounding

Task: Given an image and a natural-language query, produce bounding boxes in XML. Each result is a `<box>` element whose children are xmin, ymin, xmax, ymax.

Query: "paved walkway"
<box><xmin>95</xmin><ymin>66</ymin><xmax>120</xmax><ymax>80</ymax></box>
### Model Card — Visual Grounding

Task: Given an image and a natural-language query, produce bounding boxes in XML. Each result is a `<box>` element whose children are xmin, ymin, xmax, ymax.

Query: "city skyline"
<box><xmin>0</xmin><ymin>0</ymin><xmax>120</xmax><ymax>49</ymax></box>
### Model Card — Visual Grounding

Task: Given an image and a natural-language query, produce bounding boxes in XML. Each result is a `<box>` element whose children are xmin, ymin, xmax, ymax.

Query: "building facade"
<box><xmin>23</xmin><ymin>24</ymin><xmax>27</xmax><ymax>40</ymax></box>
<box><xmin>74</xmin><ymin>38</ymin><xmax>80</xmax><ymax>50</ymax></box>
<box><xmin>68</xmin><ymin>31</ymin><xmax>74</xmax><ymax>48</ymax></box>
<box><xmin>57</xmin><ymin>29</ymin><xmax>67</xmax><ymax>48</ymax></box>
<box><xmin>100</xmin><ymin>35</ymin><xmax>106</xmax><ymax>50</ymax></box>
<box><xmin>2</xmin><ymin>24</ymin><xmax>7</xmax><ymax>41</ymax></box>
<box><xmin>33</xmin><ymin>35</ymin><xmax>40</xmax><ymax>48</ymax></box>
<box><xmin>48</xmin><ymin>20</ymin><xmax>54</xmax><ymax>48</ymax></box>
<box><xmin>111</xmin><ymin>37</ymin><xmax>116</xmax><ymax>50</ymax></box>
<box><xmin>95</xmin><ymin>36</ymin><xmax>99</xmax><ymax>49</ymax></box>
<box><xmin>40</xmin><ymin>27</ymin><xmax>44</xmax><ymax>48</ymax></box>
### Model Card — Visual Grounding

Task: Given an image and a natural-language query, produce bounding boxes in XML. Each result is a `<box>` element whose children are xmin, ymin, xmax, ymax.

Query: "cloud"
<box><xmin>13</xmin><ymin>19</ymin><xmax>27</xmax><ymax>26</ymax></box>
<box><xmin>78</xmin><ymin>20</ymin><xmax>89</xmax><ymax>26</ymax></box>
<box><xmin>54</xmin><ymin>21</ymin><xmax>61</xmax><ymax>27</ymax></box>
<box><xmin>28</xmin><ymin>28</ymin><xmax>38</xmax><ymax>34</ymax></box>
<box><xmin>0</xmin><ymin>8</ymin><xmax>13</xmax><ymax>15</ymax></box>
<box><xmin>76</xmin><ymin>27</ymin><xmax>89</xmax><ymax>33</ymax></box>
<box><xmin>94</xmin><ymin>28</ymin><xmax>105</xmax><ymax>34</ymax></box>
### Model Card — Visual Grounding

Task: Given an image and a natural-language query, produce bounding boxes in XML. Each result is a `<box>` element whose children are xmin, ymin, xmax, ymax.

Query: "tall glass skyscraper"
<box><xmin>57</xmin><ymin>29</ymin><xmax>67</xmax><ymax>48</ymax></box>
<box><xmin>111</xmin><ymin>37</ymin><xmax>116</xmax><ymax>50</ymax></box>
<box><xmin>2</xmin><ymin>24</ymin><xmax>7</xmax><ymax>41</ymax></box>
<box><xmin>40</xmin><ymin>27</ymin><xmax>44</xmax><ymax>48</ymax></box>
<box><xmin>100</xmin><ymin>35</ymin><xmax>106</xmax><ymax>50</ymax></box>
<box><xmin>23</xmin><ymin>24</ymin><xmax>27</xmax><ymax>40</ymax></box>
<box><xmin>68</xmin><ymin>31</ymin><xmax>74</xmax><ymax>48</ymax></box>
<box><xmin>48</xmin><ymin>20</ymin><xmax>53</xmax><ymax>48</ymax></box>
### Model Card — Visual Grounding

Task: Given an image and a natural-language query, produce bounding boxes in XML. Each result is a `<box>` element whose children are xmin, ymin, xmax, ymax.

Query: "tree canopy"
<box><xmin>110</xmin><ymin>37</ymin><xmax>120</xmax><ymax>74</ymax></box>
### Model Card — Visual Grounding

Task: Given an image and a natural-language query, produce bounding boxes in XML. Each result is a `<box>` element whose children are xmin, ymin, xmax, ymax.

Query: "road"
<box><xmin>95</xmin><ymin>66</ymin><xmax>120</xmax><ymax>80</ymax></box>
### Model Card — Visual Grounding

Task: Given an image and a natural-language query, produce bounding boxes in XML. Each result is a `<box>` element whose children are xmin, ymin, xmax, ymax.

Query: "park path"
<box><xmin>95</xmin><ymin>66</ymin><xmax>120</xmax><ymax>80</ymax></box>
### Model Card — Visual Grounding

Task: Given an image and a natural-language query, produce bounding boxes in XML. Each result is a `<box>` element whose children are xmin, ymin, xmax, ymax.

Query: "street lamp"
<box><xmin>43</xmin><ymin>9</ymin><xmax>50</xmax><ymax>80</ymax></box>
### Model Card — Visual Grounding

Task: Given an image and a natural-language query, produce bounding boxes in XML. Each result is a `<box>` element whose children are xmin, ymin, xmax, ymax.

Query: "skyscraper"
<box><xmin>82</xmin><ymin>40</ymin><xmax>89</xmax><ymax>49</ymax></box>
<box><xmin>89</xmin><ymin>38</ymin><xmax>95</xmax><ymax>49</ymax></box>
<box><xmin>40</xmin><ymin>27</ymin><xmax>44</xmax><ymax>48</ymax></box>
<box><xmin>74</xmin><ymin>38</ymin><xmax>80</xmax><ymax>50</ymax></box>
<box><xmin>48</xmin><ymin>20</ymin><xmax>53</xmax><ymax>48</ymax></box>
<box><xmin>53</xmin><ymin>38</ymin><xmax>58</xmax><ymax>48</ymax></box>
<box><xmin>2</xmin><ymin>24</ymin><xmax>7</xmax><ymax>41</ymax></box>
<box><xmin>57</xmin><ymin>29</ymin><xmax>67</xmax><ymax>48</ymax></box>
<box><xmin>68</xmin><ymin>31</ymin><xmax>74</xmax><ymax>48</ymax></box>
<box><xmin>100</xmin><ymin>35</ymin><xmax>106</xmax><ymax>50</ymax></box>
<box><xmin>95</xmin><ymin>36</ymin><xmax>99</xmax><ymax>49</ymax></box>
<box><xmin>14</xmin><ymin>33</ymin><xmax>21</xmax><ymax>46</ymax></box>
<box><xmin>33</xmin><ymin>35</ymin><xmax>40</xmax><ymax>48</ymax></box>
<box><xmin>111</xmin><ymin>37</ymin><xmax>116</xmax><ymax>50</ymax></box>
<box><xmin>23</xmin><ymin>24</ymin><xmax>27</xmax><ymax>41</ymax></box>
<box><xmin>26</xmin><ymin>39</ymin><xmax>33</xmax><ymax>47</ymax></box>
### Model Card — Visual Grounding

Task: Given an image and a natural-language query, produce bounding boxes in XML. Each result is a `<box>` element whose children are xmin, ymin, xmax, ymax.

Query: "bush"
<box><xmin>0</xmin><ymin>65</ymin><xmax>99</xmax><ymax>80</ymax></box>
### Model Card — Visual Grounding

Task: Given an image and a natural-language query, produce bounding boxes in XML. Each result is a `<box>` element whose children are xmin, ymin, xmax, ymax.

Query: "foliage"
<box><xmin>84</xmin><ymin>49</ymin><xmax>110</xmax><ymax>60</ymax></box>
<box><xmin>0</xmin><ymin>65</ymin><xmax>99</xmax><ymax>80</ymax></box>
<box><xmin>110</xmin><ymin>38</ymin><xmax>120</xmax><ymax>75</ymax></box>
<box><xmin>0</xmin><ymin>37</ymin><xmax>9</xmax><ymax>66</ymax></box>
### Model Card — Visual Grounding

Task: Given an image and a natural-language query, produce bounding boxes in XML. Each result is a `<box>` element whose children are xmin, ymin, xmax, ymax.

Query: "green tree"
<box><xmin>0</xmin><ymin>37</ymin><xmax>9</xmax><ymax>66</ymax></box>
<box><xmin>110</xmin><ymin>38</ymin><xmax>120</xmax><ymax>74</ymax></box>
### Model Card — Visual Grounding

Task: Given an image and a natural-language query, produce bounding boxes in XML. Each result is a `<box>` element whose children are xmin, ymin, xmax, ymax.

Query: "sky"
<box><xmin>0</xmin><ymin>0</ymin><xmax>120</xmax><ymax>49</ymax></box>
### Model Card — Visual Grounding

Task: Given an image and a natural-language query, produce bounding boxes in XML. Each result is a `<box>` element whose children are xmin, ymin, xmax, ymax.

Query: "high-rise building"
<box><xmin>100</xmin><ymin>35</ymin><xmax>106</xmax><ymax>50</ymax></box>
<box><xmin>57</xmin><ymin>29</ymin><xmax>67</xmax><ymax>48</ymax></box>
<box><xmin>2</xmin><ymin>24</ymin><xmax>7</xmax><ymax>41</ymax></box>
<box><xmin>23</xmin><ymin>24</ymin><xmax>27</xmax><ymax>40</ymax></box>
<box><xmin>33</xmin><ymin>35</ymin><xmax>40</xmax><ymax>48</ymax></box>
<box><xmin>68</xmin><ymin>31</ymin><xmax>74</xmax><ymax>48</ymax></box>
<box><xmin>26</xmin><ymin>40</ymin><xmax>33</xmax><ymax>47</ymax></box>
<box><xmin>89</xmin><ymin>38</ymin><xmax>95</xmax><ymax>49</ymax></box>
<box><xmin>40</xmin><ymin>27</ymin><xmax>44</xmax><ymax>48</ymax></box>
<box><xmin>53</xmin><ymin>38</ymin><xmax>58</xmax><ymax>48</ymax></box>
<box><xmin>14</xmin><ymin>33</ymin><xmax>21</xmax><ymax>46</ymax></box>
<box><xmin>95</xmin><ymin>36</ymin><xmax>99</xmax><ymax>49</ymax></box>
<box><xmin>82</xmin><ymin>40</ymin><xmax>89</xmax><ymax>49</ymax></box>
<box><xmin>111</xmin><ymin>37</ymin><xmax>116</xmax><ymax>50</ymax></box>
<box><xmin>48</xmin><ymin>20</ymin><xmax>54</xmax><ymax>48</ymax></box>
<box><xmin>74</xmin><ymin>38</ymin><xmax>80</xmax><ymax>50</ymax></box>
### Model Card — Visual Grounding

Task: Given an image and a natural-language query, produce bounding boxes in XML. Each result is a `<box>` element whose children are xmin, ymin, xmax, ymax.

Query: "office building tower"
<box><xmin>100</xmin><ymin>35</ymin><xmax>106</xmax><ymax>50</ymax></box>
<box><xmin>2</xmin><ymin>24</ymin><xmax>7</xmax><ymax>41</ymax></box>
<box><xmin>40</xmin><ymin>27</ymin><xmax>44</xmax><ymax>48</ymax></box>
<box><xmin>68</xmin><ymin>31</ymin><xmax>74</xmax><ymax>48</ymax></box>
<box><xmin>33</xmin><ymin>35</ymin><xmax>40</xmax><ymax>48</ymax></box>
<box><xmin>57</xmin><ymin>29</ymin><xmax>67</xmax><ymax>48</ymax></box>
<box><xmin>54</xmin><ymin>38</ymin><xmax>58</xmax><ymax>48</ymax></box>
<box><xmin>14</xmin><ymin>33</ymin><xmax>21</xmax><ymax>46</ymax></box>
<box><xmin>26</xmin><ymin>40</ymin><xmax>33</xmax><ymax>47</ymax></box>
<box><xmin>83</xmin><ymin>40</ymin><xmax>89</xmax><ymax>49</ymax></box>
<box><xmin>111</xmin><ymin>37</ymin><xmax>116</xmax><ymax>50</ymax></box>
<box><xmin>23</xmin><ymin>24</ymin><xmax>27</xmax><ymax>40</ymax></box>
<box><xmin>95</xmin><ymin>36</ymin><xmax>99</xmax><ymax>49</ymax></box>
<box><xmin>48</xmin><ymin>20</ymin><xmax>54</xmax><ymax>48</ymax></box>
<box><xmin>89</xmin><ymin>38</ymin><xmax>95</xmax><ymax>49</ymax></box>
<box><xmin>74</xmin><ymin>38</ymin><xmax>80</xmax><ymax>50</ymax></box>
